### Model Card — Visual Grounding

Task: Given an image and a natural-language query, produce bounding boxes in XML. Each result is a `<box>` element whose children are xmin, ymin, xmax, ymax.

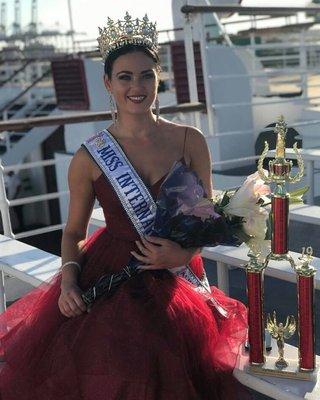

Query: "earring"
<box><xmin>109</xmin><ymin>92</ymin><xmax>117</xmax><ymax>124</ymax></box>
<box><xmin>155</xmin><ymin>95</ymin><xmax>160</xmax><ymax>123</ymax></box>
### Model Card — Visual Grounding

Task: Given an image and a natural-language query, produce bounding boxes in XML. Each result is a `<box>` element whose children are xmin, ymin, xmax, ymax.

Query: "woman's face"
<box><xmin>104</xmin><ymin>51</ymin><xmax>159</xmax><ymax>118</ymax></box>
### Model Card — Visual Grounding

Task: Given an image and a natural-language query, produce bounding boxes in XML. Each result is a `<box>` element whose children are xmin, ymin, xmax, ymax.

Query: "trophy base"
<box><xmin>248</xmin><ymin>357</ymin><xmax>318</xmax><ymax>381</ymax></box>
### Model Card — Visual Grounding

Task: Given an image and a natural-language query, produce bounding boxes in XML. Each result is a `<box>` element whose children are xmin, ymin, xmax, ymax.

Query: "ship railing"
<box><xmin>73</xmin><ymin>17</ymin><xmax>320</xmax><ymax>93</ymax></box>
<box><xmin>0</xmin><ymin>60</ymin><xmax>33</xmax><ymax>88</ymax></box>
<box><xmin>0</xmin><ymin>157</ymin><xmax>69</xmax><ymax>239</ymax></box>
<box><xmin>0</xmin><ymin>66</ymin><xmax>53</xmax><ymax>146</ymax></box>
<box><xmin>159</xmin><ymin>39</ymin><xmax>320</xmax><ymax>99</ymax></box>
<box><xmin>0</xmin><ymin>67</ymin><xmax>52</xmax><ymax>117</ymax></box>
<box><xmin>179</xmin><ymin>4</ymin><xmax>320</xmax><ymax>139</ymax></box>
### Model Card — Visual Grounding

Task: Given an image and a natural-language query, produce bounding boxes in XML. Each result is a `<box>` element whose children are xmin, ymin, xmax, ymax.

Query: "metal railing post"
<box><xmin>211</xmin><ymin>12</ymin><xmax>233</xmax><ymax>47</ymax></box>
<box><xmin>0</xmin><ymin>160</ymin><xmax>14</xmax><ymax>238</ymax></box>
<box><xmin>306</xmin><ymin>160</ymin><xmax>315</xmax><ymax>205</ymax></box>
<box><xmin>198</xmin><ymin>12</ymin><xmax>216</xmax><ymax>136</ymax></box>
<box><xmin>0</xmin><ymin>159</ymin><xmax>14</xmax><ymax>313</ymax></box>
<box><xmin>217</xmin><ymin>261</ymin><xmax>230</xmax><ymax>294</ymax></box>
<box><xmin>183</xmin><ymin>12</ymin><xmax>201</xmax><ymax>129</ymax></box>
<box><xmin>299</xmin><ymin>30</ymin><xmax>308</xmax><ymax>99</ymax></box>
<box><xmin>166</xmin><ymin>45</ymin><xmax>173</xmax><ymax>91</ymax></box>
<box><xmin>2</xmin><ymin>111</ymin><xmax>10</xmax><ymax>152</ymax></box>
<box><xmin>0</xmin><ymin>272</ymin><xmax>5</xmax><ymax>314</ymax></box>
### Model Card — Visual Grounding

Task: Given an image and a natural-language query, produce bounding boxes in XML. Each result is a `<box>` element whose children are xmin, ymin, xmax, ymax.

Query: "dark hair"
<box><xmin>104</xmin><ymin>44</ymin><xmax>161</xmax><ymax>78</ymax></box>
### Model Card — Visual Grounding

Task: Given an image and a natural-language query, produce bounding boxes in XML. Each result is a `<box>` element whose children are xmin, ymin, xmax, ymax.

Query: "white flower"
<box><xmin>224</xmin><ymin>170</ymin><xmax>270</xmax><ymax>219</ymax></box>
<box><xmin>248</xmin><ymin>171</ymin><xmax>271</xmax><ymax>198</ymax></box>
<box><xmin>243</xmin><ymin>207</ymin><xmax>268</xmax><ymax>239</ymax></box>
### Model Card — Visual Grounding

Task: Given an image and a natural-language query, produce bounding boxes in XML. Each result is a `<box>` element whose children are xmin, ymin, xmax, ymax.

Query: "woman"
<box><xmin>0</xmin><ymin>13</ymin><xmax>247</xmax><ymax>399</ymax></box>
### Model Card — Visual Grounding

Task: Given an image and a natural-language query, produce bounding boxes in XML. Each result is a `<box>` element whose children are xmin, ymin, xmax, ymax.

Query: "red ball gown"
<box><xmin>0</xmin><ymin>167</ymin><xmax>248</xmax><ymax>399</ymax></box>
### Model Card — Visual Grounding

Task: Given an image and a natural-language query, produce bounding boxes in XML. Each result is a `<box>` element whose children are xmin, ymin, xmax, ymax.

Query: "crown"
<box><xmin>98</xmin><ymin>12</ymin><xmax>158</xmax><ymax>61</ymax></box>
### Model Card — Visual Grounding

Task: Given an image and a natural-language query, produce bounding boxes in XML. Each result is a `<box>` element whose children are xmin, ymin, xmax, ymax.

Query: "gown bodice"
<box><xmin>92</xmin><ymin>171</ymin><xmax>166</xmax><ymax>241</ymax></box>
<box><xmin>79</xmin><ymin>171</ymin><xmax>173</xmax><ymax>289</ymax></box>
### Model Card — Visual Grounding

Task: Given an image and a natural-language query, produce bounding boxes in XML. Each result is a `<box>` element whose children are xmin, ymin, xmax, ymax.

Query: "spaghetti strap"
<box><xmin>182</xmin><ymin>127</ymin><xmax>188</xmax><ymax>159</ymax></box>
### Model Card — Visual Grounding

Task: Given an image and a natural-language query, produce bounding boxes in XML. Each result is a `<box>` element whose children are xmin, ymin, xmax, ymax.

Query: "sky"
<box><xmin>2</xmin><ymin>0</ymin><xmax>312</xmax><ymax>41</ymax></box>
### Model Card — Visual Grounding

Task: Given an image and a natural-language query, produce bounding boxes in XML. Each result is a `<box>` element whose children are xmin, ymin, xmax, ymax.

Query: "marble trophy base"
<box><xmin>248</xmin><ymin>360</ymin><xmax>318</xmax><ymax>381</ymax></box>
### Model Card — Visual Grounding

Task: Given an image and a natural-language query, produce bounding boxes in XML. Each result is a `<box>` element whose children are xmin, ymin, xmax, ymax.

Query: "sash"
<box><xmin>82</xmin><ymin>129</ymin><xmax>227</xmax><ymax>317</ymax></box>
<box><xmin>83</xmin><ymin>129</ymin><xmax>156</xmax><ymax>236</ymax></box>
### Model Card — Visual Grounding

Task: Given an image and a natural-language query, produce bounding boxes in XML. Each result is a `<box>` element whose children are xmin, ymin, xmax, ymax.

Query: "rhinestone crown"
<box><xmin>98</xmin><ymin>12</ymin><xmax>158</xmax><ymax>61</ymax></box>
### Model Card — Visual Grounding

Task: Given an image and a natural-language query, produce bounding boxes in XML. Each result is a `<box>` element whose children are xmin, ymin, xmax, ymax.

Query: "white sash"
<box><xmin>83</xmin><ymin>129</ymin><xmax>156</xmax><ymax>236</ymax></box>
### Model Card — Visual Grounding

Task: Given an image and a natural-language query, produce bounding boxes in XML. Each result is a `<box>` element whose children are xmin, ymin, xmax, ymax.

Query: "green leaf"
<box><xmin>289</xmin><ymin>186</ymin><xmax>309</xmax><ymax>197</ymax></box>
<box><xmin>265</xmin><ymin>213</ymin><xmax>272</xmax><ymax>240</ymax></box>
<box><xmin>219</xmin><ymin>191</ymin><xmax>231</xmax><ymax>208</ymax></box>
<box><xmin>232</xmin><ymin>227</ymin><xmax>252</xmax><ymax>243</ymax></box>
<box><xmin>289</xmin><ymin>197</ymin><xmax>305</xmax><ymax>205</ymax></box>
<box><xmin>288</xmin><ymin>186</ymin><xmax>309</xmax><ymax>205</ymax></box>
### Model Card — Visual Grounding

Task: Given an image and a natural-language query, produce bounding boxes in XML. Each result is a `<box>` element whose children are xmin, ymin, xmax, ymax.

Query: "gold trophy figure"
<box><xmin>267</xmin><ymin>311</ymin><xmax>296</xmax><ymax>369</ymax></box>
<box><xmin>296</xmin><ymin>246</ymin><xmax>314</xmax><ymax>275</ymax></box>
<box><xmin>258</xmin><ymin>115</ymin><xmax>304</xmax><ymax>187</ymax></box>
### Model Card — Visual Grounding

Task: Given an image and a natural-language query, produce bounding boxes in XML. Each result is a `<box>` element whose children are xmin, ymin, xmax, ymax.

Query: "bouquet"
<box><xmin>151</xmin><ymin>161</ymin><xmax>272</xmax><ymax>252</ymax></box>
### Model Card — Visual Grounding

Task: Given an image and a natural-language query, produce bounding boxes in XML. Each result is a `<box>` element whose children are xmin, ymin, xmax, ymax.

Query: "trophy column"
<box><xmin>246</xmin><ymin>256</ymin><xmax>265</xmax><ymax>365</ymax></box>
<box><xmin>296</xmin><ymin>247</ymin><xmax>316</xmax><ymax>371</ymax></box>
<box><xmin>272</xmin><ymin>193</ymin><xmax>289</xmax><ymax>255</ymax></box>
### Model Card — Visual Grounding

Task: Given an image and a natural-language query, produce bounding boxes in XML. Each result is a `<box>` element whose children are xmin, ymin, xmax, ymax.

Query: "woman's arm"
<box><xmin>184</xmin><ymin>126</ymin><xmax>213</xmax><ymax>258</ymax></box>
<box><xmin>59</xmin><ymin>148</ymin><xmax>96</xmax><ymax>317</ymax></box>
<box><xmin>61</xmin><ymin>147</ymin><xmax>95</xmax><ymax>285</ymax></box>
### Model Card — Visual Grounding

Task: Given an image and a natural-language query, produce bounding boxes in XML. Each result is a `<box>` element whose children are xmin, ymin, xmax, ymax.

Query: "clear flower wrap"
<box><xmin>151</xmin><ymin>161</ymin><xmax>239</xmax><ymax>248</ymax></box>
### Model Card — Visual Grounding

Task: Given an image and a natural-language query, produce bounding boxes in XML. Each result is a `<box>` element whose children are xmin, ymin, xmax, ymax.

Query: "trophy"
<box><xmin>267</xmin><ymin>311</ymin><xmax>296</xmax><ymax>369</ymax></box>
<box><xmin>246</xmin><ymin>115</ymin><xmax>317</xmax><ymax>379</ymax></box>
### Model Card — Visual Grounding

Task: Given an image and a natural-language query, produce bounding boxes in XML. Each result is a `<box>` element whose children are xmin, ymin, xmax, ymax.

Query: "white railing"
<box><xmin>147</xmin><ymin>10</ymin><xmax>320</xmax><ymax>137</ymax></box>
<box><xmin>0</xmin><ymin>99</ymin><xmax>56</xmax><ymax>154</ymax></box>
<box><xmin>0</xmin><ymin>157</ymin><xmax>69</xmax><ymax>239</ymax></box>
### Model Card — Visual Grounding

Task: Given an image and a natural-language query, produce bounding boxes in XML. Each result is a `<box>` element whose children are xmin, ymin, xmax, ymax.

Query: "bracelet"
<box><xmin>61</xmin><ymin>261</ymin><xmax>81</xmax><ymax>273</ymax></box>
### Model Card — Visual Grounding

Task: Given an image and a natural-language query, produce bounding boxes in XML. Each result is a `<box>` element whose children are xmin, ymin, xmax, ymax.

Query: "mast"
<box><xmin>12</xmin><ymin>0</ymin><xmax>21</xmax><ymax>36</ymax></box>
<box><xmin>0</xmin><ymin>2</ymin><xmax>6</xmax><ymax>37</ymax></box>
<box><xmin>67</xmin><ymin>0</ymin><xmax>76</xmax><ymax>53</ymax></box>
<box><xmin>30</xmin><ymin>0</ymin><xmax>37</xmax><ymax>34</ymax></box>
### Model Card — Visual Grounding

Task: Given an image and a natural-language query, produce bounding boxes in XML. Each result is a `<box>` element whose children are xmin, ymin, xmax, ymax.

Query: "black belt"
<box><xmin>81</xmin><ymin>265</ymin><xmax>138</xmax><ymax>307</ymax></box>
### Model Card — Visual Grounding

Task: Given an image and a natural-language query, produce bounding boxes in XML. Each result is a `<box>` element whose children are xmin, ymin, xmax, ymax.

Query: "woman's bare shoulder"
<box><xmin>69</xmin><ymin>147</ymin><xmax>95</xmax><ymax>181</ymax></box>
<box><xmin>185</xmin><ymin>126</ymin><xmax>207</xmax><ymax>149</ymax></box>
<box><xmin>71</xmin><ymin>147</ymin><xmax>91</xmax><ymax>167</ymax></box>
<box><xmin>160</xmin><ymin>119</ymin><xmax>201</xmax><ymax>135</ymax></box>
<box><xmin>162</xmin><ymin>120</ymin><xmax>206</xmax><ymax>150</ymax></box>
<box><xmin>159</xmin><ymin>119</ymin><xmax>202</xmax><ymax>139</ymax></box>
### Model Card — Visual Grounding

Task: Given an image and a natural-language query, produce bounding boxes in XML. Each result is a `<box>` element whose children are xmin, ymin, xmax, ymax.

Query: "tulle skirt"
<box><xmin>0</xmin><ymin>228</ymin><xmax>248</xmax><ymax>399</ymax></box>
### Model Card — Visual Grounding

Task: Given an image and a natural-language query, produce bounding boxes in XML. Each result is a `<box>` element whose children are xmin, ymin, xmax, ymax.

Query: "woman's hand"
<box><xmin>58</xmin><ymin>281</ymin><xmax>87</xmax><ymax>318</ymax></box>
<box><xmin>130</xmin><ymin>236</ymin><xmax>197</xmax><ymax>270</ymax></box>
